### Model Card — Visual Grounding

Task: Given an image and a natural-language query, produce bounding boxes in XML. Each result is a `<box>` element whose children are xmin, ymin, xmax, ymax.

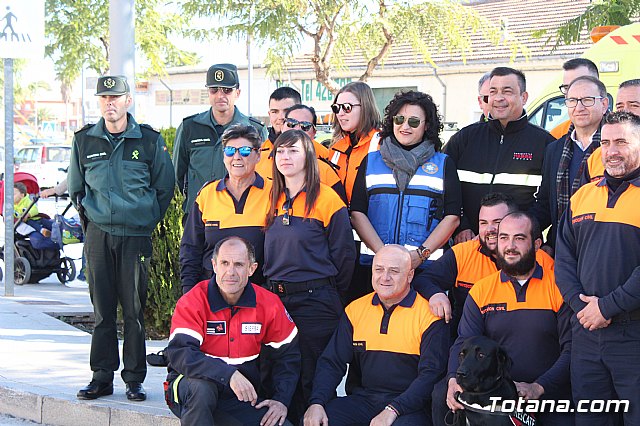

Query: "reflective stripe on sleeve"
<box><xmin>170</xmin><ymin>328</ymin><xmax>203</xmax><ymax>345</ymax></box>
<box><xmin>265</xmin><ymin>326</ymin><xmax>298</xmax><ymax>349</ymax></box>
<box><xmin>205</xmin><ymin>353</ymin><xmax>260</xmax><ymax>365</ymax></box>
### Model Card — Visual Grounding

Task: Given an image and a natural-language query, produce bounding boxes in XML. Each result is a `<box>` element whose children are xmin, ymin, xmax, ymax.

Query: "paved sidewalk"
<box><xmin>0</xmin><ymin>274</ymin><xmax>179</xmax><ymax>426</ymax></box>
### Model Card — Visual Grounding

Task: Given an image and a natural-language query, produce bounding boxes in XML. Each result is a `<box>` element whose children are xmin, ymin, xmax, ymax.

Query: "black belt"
<box><xmin>266</xmin><ymin>278</ymin><xmax>333</xmax><ymax>296</ymax></box>
<box><xmin>611</xmin><ymin>309</ymin><xmax>640</xmax><ymax>324</ymax></box>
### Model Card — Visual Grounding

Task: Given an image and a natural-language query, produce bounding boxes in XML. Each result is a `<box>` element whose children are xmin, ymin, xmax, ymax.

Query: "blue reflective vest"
<box><xmin>360</xmin><ymin>150</ymin><xmax>447</xmax><ymax>266</ymax></box>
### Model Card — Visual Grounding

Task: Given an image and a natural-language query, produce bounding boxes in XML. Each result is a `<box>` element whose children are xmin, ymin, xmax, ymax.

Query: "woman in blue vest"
<box><xmin>350</xmin><ymin>90</ymin><xmax>462</xmax><ymax>291</ymax></box>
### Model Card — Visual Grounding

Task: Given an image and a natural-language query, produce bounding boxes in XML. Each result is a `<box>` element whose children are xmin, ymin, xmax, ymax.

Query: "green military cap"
<box><xmin>206</xmin><ymin>64</ymin><xmax>239</xmax><ymax>88</ymax></box>
<box><xmin>95</xmin><ymin>76</ymin><xmax>130</xmax><ymax>96</ymax></box>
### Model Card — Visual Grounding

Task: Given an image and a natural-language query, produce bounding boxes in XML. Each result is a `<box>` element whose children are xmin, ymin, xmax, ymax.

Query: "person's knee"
<box><xmin>183</xmin><ymin>378</ymin><xmax>219</xmax><ymax>409</ymax></box>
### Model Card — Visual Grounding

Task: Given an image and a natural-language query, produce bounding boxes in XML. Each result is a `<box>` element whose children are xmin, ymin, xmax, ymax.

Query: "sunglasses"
<box><xmin>393</xmin><ymin>115</ymin><xmax>423</xmax><ymax>128</ymax></box>
<box><xmin>331</xmin><ymin>103</ymin><xmax>361</xmax><ymax>114</ymax></box>
<box><xmin>285</xmin><ymin>118</ymin><xmax>315</xmax><ymax>132</ymax></box>
<box><xmin>223</xmin><ymin>146</ymin><xmax>257</xmax><ymax>157</ymax></box>
<box><xmin>209</xmin><ymin>87</ymin><xmax>236</xmax><ymax>95</ymax></box>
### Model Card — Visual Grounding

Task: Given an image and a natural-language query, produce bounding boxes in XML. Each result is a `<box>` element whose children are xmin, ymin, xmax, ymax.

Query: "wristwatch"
<box><xmin>417</xmin><ymin>245</ymin><xmax>431</xmax><ymax>261</ymax></box>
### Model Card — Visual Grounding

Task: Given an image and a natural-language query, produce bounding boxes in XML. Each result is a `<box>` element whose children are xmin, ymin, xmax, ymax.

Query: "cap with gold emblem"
<box><xmin>206</xmin><ymin>64</ymin><xmax>239</xmax><ymax>88</ymax></box>
<box><xmin>95</xmin><ymin>76</ymin><xmax>130</xmax><ymax>96</ymax></box>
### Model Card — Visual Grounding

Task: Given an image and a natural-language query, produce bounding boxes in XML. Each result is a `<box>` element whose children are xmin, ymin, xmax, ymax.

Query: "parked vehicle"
<box><xmin>15</xmin><ymin>144</ymin><xmax>71</xmax><ymax>189</ymax></box>
<box><xmin>528</xmin><ymin>24</ymin><xmax>640</xmax><ymax>136</ymax></box>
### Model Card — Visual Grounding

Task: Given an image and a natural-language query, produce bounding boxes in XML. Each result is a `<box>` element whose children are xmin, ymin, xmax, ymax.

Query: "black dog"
<box><xmin>450</xmin><ymin>336</ymin><xmax>531</xmax><ymax>426</ymax></box>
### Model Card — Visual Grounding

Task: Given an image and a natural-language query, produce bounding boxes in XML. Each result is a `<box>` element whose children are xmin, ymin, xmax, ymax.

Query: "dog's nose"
<box><xmin>456</xmin><ymin>370</ymin><xmax>467</xmax><ymax>379</ymax></box>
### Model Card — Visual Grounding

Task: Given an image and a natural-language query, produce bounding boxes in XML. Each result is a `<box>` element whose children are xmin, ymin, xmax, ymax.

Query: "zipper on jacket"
<box><xmin>489</xmin><ymin>134</ymin><xmax>505</xmax><ymax>189</ymax></box>
<box><xmin>394</xmin><ymin>191</ymin><xmax>405</xmax><ymax>243</ymax></box>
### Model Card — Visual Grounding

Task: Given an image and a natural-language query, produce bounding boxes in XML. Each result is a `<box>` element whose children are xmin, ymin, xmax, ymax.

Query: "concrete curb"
<box><xmin>0</xmin><ymin>386</ymin><xmax>179</xmax><ymax>426</ymax></box>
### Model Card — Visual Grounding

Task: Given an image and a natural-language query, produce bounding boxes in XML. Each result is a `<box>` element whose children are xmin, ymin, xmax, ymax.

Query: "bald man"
<box><xmin>304</xmin><ymin>245</ymin><xmax>448</xmax><ymax>426</ymax></box>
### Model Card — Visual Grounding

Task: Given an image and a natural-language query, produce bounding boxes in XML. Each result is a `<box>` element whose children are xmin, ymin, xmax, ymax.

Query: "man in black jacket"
<box><xmin>530</xmin><ymin>76</ymin><xmax>608</xmax><ymax>254</ymax></box>
<box><xmin>445</xmin><ymin>67</ymin><xmax>554</xmax><ymax>244</ymax></box>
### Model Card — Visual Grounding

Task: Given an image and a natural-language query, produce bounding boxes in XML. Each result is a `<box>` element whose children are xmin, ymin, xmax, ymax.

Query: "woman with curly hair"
<box><xmin>350</xmin><ymin>90</ymin><xmax>462</xmax><ymax>297</ymax></box>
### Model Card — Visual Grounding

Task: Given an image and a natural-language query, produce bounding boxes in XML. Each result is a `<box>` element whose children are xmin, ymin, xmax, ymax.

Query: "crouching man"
<box><xmin>165</xmin><ymin>236</ymin><xmax>300</xmax><ymax>425</ymax></box>
<box><xmin>304</xmin><ymin>245</ymin><xmax>448</xmax><ymax>426</ymax></box>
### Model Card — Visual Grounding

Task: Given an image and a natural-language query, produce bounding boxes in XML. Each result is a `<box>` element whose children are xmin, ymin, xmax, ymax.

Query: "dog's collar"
<box><xmin>454</xmin><ymin>392</ymin><xmax>538</xmax><ymax>426</ymax></box>
<box><xmin>455</xmin><ymin>391</ymin><xmax>514</xmax><ymax>417</ymax></box>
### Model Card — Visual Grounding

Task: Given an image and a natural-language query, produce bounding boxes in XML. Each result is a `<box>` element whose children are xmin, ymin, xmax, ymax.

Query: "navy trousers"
<box><xmin>571</xmin><ymin>318</ymin><xmax>640</xmax><ymax>426</ymax></box>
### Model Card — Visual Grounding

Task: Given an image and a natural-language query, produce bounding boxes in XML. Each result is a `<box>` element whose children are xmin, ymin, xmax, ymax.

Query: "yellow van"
<box><xmin>527</xmin><ymin>23</ymin><xmax>640</xmax><ymax>137</ymax></box>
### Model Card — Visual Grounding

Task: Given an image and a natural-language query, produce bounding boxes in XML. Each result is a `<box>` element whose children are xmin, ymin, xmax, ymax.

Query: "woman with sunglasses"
<box><xmin>264</xmin><ymin>129</ymin><xmax>355</xmax><ymax>420</ymax></box>
<box><xmin>329</xmin><ymin>81</ymin><xmax>381</xmax><ymax>203</ymax></box>
<box><xmin>350</xmin><ymin>90</ymin><xmax>461</xmax><ymax>295</ymax></box>
<box><xmin>180</xmin><ymin>124</ymin><xmax>271</xmax><ymax>294</ymax></box>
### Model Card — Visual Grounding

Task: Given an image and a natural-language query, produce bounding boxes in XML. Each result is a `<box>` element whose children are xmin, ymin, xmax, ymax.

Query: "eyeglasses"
<box><xmin>393</xmin><ymin>115</ymin><xmax>423</xmax><ymax>128</ymax></box>
<box><xmin>285</xmin><ymin>118</ymin><xmax>315</xmax><ymax>132</ymax></box>
<box><xmin>331</xmin><ymin>103</ymin><xmax>361</xmax><ymax>114</ymax></box>
<box><xmin>564</xmin><ymin>96</ymin><xmax>605</xmax><ymax>108</ymax></box>
<box><xmin>559</xmin><ymin>84</ymin><xmax>570</xmax><ymax>95</ymax></box>
<box><xmin>209</xmin><ymin>87</ymin><xmax>236</xmax><ymax>95</ymax></box>
<box><xmin>223</xmin><ymin>146</ymin><xmax>258</xmax><ymax>157</ymax></box>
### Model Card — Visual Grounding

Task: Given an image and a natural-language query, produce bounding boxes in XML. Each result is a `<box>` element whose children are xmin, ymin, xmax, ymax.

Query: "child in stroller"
<box><xmin>1</xmin><ymin>172</ymin><xmax>76</xmax><ymax>284</ymax></box>
<box><xmin>13</xmin><ymin>182</ymin><xmax>59</xmax><ymax>250</ymax></box>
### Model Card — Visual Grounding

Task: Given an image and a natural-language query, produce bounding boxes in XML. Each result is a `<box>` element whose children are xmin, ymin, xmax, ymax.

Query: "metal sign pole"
<box><xmin>4</xmin><ymin>58</ymin><xmax>15</xmax><ymax>296</ymax></box>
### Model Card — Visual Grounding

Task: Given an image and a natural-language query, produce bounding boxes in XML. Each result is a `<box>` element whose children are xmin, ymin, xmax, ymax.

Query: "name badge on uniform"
<box><xmin>241</xmin><ymin>323</ymin><xmax>262</xmax><ymax>334</ymax></box>
<box><xmin>207</xmin><ymin>321</ymin><xmax>226</xmax><ymax>335</ymax></box>
<box><xmin>353</xmin><ymin>341</ymin><xmax>366</xmax><ymax>351</ymax></box>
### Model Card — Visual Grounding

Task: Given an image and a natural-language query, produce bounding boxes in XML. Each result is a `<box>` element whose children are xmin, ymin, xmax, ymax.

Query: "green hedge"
<box><xmin>144</xmin><ymin>127</ymin><xmax>182</xmax><ymax>338</ymax></box>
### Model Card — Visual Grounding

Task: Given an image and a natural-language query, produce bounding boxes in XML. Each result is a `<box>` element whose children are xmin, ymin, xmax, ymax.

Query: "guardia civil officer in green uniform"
<box><xmin>173</xmin><ymin>63</ymin><xmax>268</xmax><ymax>214</ymax></box>
<box><xmin>68</xmin><ymin>76</ymin><xmax>175</xmax><ymax>402</ymax></box>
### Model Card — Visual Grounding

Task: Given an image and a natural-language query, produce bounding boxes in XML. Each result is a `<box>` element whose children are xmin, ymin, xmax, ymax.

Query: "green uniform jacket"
<box><xmin>172</xmin><ymin>106</ymin><xmax>267</xmax><ymax>212</ymax></box>
<box><xmin>68</xmin><ymin>114</ymin><xmax>175</xmax><ymax>237</ymax></box>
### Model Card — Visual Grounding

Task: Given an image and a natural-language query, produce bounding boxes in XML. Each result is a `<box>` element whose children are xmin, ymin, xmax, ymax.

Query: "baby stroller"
<box><xmin>0</xmin><ymin>172</ymin><xmax>77</xmax><ymax>285</ymax></box>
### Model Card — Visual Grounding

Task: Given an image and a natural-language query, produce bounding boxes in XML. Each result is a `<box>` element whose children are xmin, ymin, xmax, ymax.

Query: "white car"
<box><xmin>15</xmin><ymin>144</ymin><xmax>71</xmax><ymax>189</ymax></box>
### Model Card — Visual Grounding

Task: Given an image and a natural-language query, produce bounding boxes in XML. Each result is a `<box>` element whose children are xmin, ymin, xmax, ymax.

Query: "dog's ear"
<box><xmin>496</xmin><ymin>346</ymin><xmax>513</xmax><ymax>380</ymax></box>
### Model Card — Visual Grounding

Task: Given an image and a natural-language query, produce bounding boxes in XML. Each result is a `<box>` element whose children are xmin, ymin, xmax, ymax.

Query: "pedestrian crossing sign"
<box><xmin>0</xmin><ymin>0</ymin><xmax>44</xmax><ymax>59</ymax></box>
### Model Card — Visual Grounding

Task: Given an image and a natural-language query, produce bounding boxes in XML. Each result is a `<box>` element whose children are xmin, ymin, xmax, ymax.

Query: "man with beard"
<box><xmin>443</xmin><ymin>212</ymin><xmax>572</xmax><ymax>426</ymax></box>
<box><xmin>414</xmin><ymin>193</ymin><xmax>553</xmax><ymax>339</ymax></box>
<box><xmin>556</xmin><ymin>111</ymin><xmax>640</xmax><ymax>425</ymax></box>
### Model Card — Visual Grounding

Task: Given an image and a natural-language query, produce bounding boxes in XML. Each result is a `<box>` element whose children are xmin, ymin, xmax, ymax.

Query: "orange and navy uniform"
<box><xmin>309</xmin><ymin>289</ymin><xmax>448</xmax><ymax>415</ymax></box>
<box><xmin>556</xmin><ymin>176</ymin><xmax>640</xmax><ymax>319</ymax></box>
<box><xmin>166</xmin><ymin>279</ymin><xmax>300</xmax><ymax>406</ymax></box>
<box><xmin>414</xmin><ymin>239</ymin><xmax>554</xmax><ymax>335</ymax></box>
<box><xmin>263</xmin><ymin>184</ymin><xmax>356</xmax><ymax>293</ymax></box>
<box><xmin>449</xmin><ymin>262</ymin><xmax>571</xmax><ymax>398</ymax></box>
<box><xmin>583</xmin><ymin>146</ymin><xmax>605</xmax><ymax>183</ymax></box>
<box><xmin>329</xmin><ymin>129</ymin><xmax>380</xmax><ymax>203</ymax></box>
<box><xmin>180</xmin><ymin>174</ymin><xmax>271</xmax><ymax>292</ymax></box>
<box><xmin>256</xmin><ymin>138</ymin><xmax>346</xmax><ymax>203</ymax></box>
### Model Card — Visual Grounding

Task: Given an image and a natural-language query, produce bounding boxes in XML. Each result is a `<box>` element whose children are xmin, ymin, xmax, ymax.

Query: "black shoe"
<box><xmin>77</xmin><ymin>380</ymin><xmax>113</xmax><ymax>400</ymax></box>
<box><xmin>146</xmin><ymin>349</ymin><xmax>168</xmax><ymax>367</ymax></box>
<box><xmin>126</xmin><ymin>382</ymin><xmax>146</xmax><ymax>401</ymax></box>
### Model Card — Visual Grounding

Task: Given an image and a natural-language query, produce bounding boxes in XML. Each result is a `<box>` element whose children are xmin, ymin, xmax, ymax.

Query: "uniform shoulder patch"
<box><xmin>249</xmin><ymin>116</ymin><xmax>265</xmax><ymax>128</ymax></box>
<box><xmin>75</xmin><ymin>123</ymin><xmax>95</xmax><ymax>134</ymax></box>
<box><xmin>183</xmin><ymin>112</ymin><xmax>199</xmax><ymax>122</ymax></box>
<box><xmin>140</xmin><ymin>123</ymin><xmax>160</xmax><ymax>134</ymax></box>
